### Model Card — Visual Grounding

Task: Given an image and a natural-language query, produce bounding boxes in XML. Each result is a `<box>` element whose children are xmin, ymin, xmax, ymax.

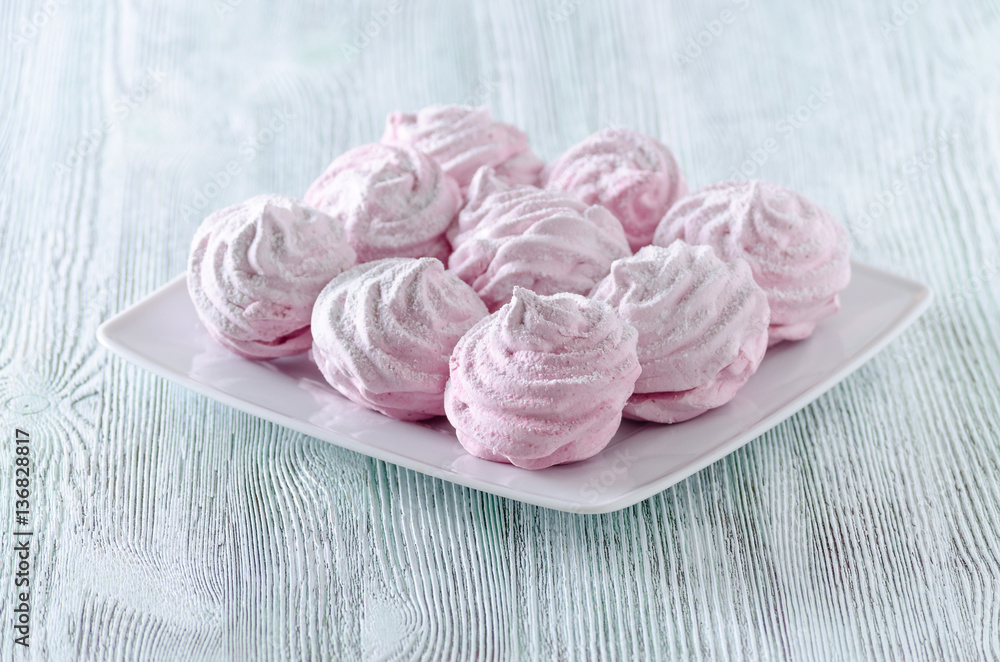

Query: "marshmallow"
<box><xmin>448</xmin><ymin>167</ymin><xmax>632</xmax><ymax>312</ymax></box>
<box><xmin>305</xmin><ymin>143</ymin><xmax>460</xmax><ymax>263</ymax></box>
<box><xmin>654</xmin><ymin>180</ymin><xmax>851</xmax><ymax>345</ymax></box>
<box><xmin>545</xmin><ymin>128</ymin><xmax>687</xmax><ymax>251</ymax></box>
<box><xmin>312</xmin><ymin>258</ymin><xmax>488</xmax><ymax>421</ymax></box>
<box><xmin>445</xmin><ymin>287</ymin><xmax>640</xmax><ymax>469</ymax></box>
<box><xmin>591</xmin><ymin>242</ymin><xmax>770</xmax><ymax>423</ymax></box>
<box><xmin>187</xmin><ymin>194</ymin><xmax>356</xmax><ymax>359</ymax></box>
<box><xmin>382</xmin><ymin>105</ymin><xmax>544</xmax><ymax>194</ymax></box>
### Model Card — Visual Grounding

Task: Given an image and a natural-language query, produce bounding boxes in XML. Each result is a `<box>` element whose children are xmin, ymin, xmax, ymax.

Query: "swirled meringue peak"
<box><xmin>592</xmin><ymin>242</ymin><xmax>770</xmax><ymax>424</ymax></box>
<box><xmin>543</xmin><ymin>128</ymin><xmax>687</xmax><ymax>251</ymax></box>
<box><xmin>447</xmin><ymin>167</ymin><xmax>632</xmax><ymax>312</ymax></box>
<box><xmin>311</xmin><ymin>257</ymin><xmax>488</xmax><ymax>421</ymax></box>
<box><xmin>445</xmin><ymin>287</ymin><xmax>640</xmax><ymax>469</ymax></box>
<box><xmin>187</xmin><ymin>194</ymin><xmax>356</xmax><ymax>360</ymax></box>
<box><xmin>653</xmin><ymin>180</ymin><xmax>851</xmax><ymax>345</ymax></box>
<box><xmin>304</xmin><ymin>143</ymin><xmax>461</xmax><ymax>263</ymax></box>
<box><xmin>381</xmin><ymin>105</ymin><xmax>544</xmax><ymax>194</ymax></box>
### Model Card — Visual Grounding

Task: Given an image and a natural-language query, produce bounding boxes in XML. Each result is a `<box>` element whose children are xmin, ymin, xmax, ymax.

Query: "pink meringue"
<box><xmin>448</xmin><ymin>167</ymin><xmax>632</xmax><ymax>312</ymax></box>
<box><xmin>653</xmin><ymin>180</ymin><xmax>851</xmax><ymax>345</ymax></box>
<box><xmin>304</xmin><ymin>143</ymin><xmax>461</xmax><ymax>263</ymax></box>
<box><xmin>311</xmin><ymin>257</ymin><xmax>488</xmax><ymax>421</ymax></box>
<box><xmin>381</xmin><ymin>105</ymin><xmax>544</xmax><ymax>194</ymax></box>
<box><xmin>187</xmin><ymin>194</ymin><xmax>356</xmax><ymax>360</ymax></box>
<box><xmin>544</xmin><ymin>128</ymin><xmax>687</xmax><ymax>251</ymax></box>
<box><xmin>591</xmin><ymin>242</ymin><xmax>770</xmax><ymax>423</ymax></box>
<box><xmin>445</xmin><ymin>287</ymin><xmax>640</xmax><ymax>469</ymax></box>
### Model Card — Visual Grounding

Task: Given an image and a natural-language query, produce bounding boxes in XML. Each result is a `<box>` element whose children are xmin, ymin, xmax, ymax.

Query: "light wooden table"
<box><xmin>2</xmin><ymin>0</ymin><xmax>999</xmax><ymax>659</ymax></box>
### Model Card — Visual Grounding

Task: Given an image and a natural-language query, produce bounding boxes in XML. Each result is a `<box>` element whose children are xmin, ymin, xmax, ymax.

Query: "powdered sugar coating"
<box><xmin>591</xmin><ymin>242</ymin><xmax>770</xmax><ymax>423</ymax></box>
<box><xmin>448</xmin><ymin>167</ymin><xmax>632</xmax><ymax>312</ymax></box>
<box><xmin>544</xmin><ymin>128</ymin><xmax>687</xmax><ymax>251</ymax></box>
<box><xmin>653</xmin><ymin>180</ymin><xmax>851</xmax><ymax>345</ymax></box>
<box><xmin>381</xmin><ymin>105</ymin><xmax>544</xmax><ymax>194</ymax></box>
<box><xmin>304</xmin><ymin>143</ymin><xmax>461</xmax><ymax>263</ymax></box>
<box><xmin>187</xmin><ymin>194</ymin><xmax>356</xmax><ymax>360</ymax></box>
<box><xmin>312</xmin><ymin>258</ymin><xmax>488</xmax><ymax>421</ymax></box>
<box><xmin>445</xmin><ymin>287</ymin><xmax>640</xmax><ymax>469</ymax></box>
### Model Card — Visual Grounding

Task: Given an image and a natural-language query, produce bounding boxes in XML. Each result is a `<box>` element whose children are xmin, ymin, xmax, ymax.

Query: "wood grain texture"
<box><xmin>2</xmin><ymin>0</ymin><xmax>1000</xmax><ymax>659</ymax></box>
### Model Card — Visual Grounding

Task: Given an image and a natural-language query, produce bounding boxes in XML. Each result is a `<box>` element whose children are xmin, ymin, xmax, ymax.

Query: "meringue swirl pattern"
<box><xmin>448</xmin><ymin>167</ymin><xmax>632</xmax><ymax>312</ymax></box>
<box><xmin>592</xmin><ymin>242</ymin><xmax>770</xmax><ymax>423</ymax></box>
<box><xmin>304</xmin><ymin>143</ymin><xmax>461</xmax><ymax>263</ymax></box>
<box><xmin>544</xmin><ymin>128</ymin><xmax>688</xmax><ymax>251</ymax></box>
<box><xmin>187</xmin><ymin>194</ymin><xmax>356</xmax><ymax>360</ymax></box>
<box><xmin>653</xmin><ymin>180</ymin><xmax>851</xmax><ymax>345</ymax></box>
<box><xmin>445</xmin><ymin>287</ymin><xmax>640</xmax><ymax>469</ymax></box>
<box><xmin>381</xmin><ymin>104</ymin><xmax>544</xmax><ymax>193</ymax></box>
<box><xmin>312</xmin><ymin>258</ymin><xmax>488</xmax><ymax>421</ymax></box>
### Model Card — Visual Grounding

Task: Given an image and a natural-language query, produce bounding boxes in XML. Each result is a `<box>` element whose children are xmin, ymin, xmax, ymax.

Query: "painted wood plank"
<box><xmin>1</xmin><ymin>0</ymin><xmax>999</xmax><ymax>659</ymax></box>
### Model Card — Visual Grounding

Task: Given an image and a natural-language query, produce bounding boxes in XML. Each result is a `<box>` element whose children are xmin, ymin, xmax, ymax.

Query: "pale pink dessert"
<box><xmin>304</xmin><ymin>143</ymin><xmax>460</xmax><ymax>263</ymax></box>
<box><xmin>654</xmin><ymin>180</ymin><xmax>851</xmax><ymax>345</ymax></box>
<box><xmin>187</xmin><ymin>195</ymin><xmax>356</xmax><ymax>360</ymax></box>
<box><xmin>381</xmin><ymin>105</ymin><xmax>544</xmax><ymax>194</ymax></box>
<box><xmin>445</xmin><ymin>287</ymin><xmax>640</xmax><ymax>469</ymax></box>
<box><xmin>591</xmin><ymin>242</ymin><xmax>770</xmax><ymax>423</ymax></box>
<box><xmin>544</xmin><ymin>128</ymin><xmax>687</xmax><ymax>251</ymax></box>
<box><xmin>448</xmin><ymin>167</ymin><xmax>631</xmax><ymax>312</ymax></box>
<box><xmin>312</xmin><ymin>257</ymin><xmax>488</xmax><ymax>421</ymax></box>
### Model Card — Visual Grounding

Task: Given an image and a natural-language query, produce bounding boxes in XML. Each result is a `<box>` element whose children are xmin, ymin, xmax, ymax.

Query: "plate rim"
<box><xmin>96</xmin><ymin>262</ymin><xmax>933</xmax><ymax>515</ymax></box>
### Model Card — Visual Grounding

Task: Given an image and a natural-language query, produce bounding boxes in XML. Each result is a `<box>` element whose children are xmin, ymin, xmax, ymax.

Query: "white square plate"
<box><xmin>97</xmin><ymin>262</ymin><xmax>931</xmax><ymax>514</ymax></box>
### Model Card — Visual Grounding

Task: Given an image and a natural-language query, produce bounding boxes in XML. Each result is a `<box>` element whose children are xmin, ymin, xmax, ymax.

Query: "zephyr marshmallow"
<box><xmin>654</xmin><ymin>180</ymin><xmax>851</xmax><ymax>345</ymax></box>
<box><xmin>305</xmin><ymin>143</ymin><xmax>461</xmax><ymax>263</ymax></box>
<box><xmin>544</xmin><ymin>128</ymin><xmax>687</xmax><ymax>251</ymax></box>
<box><xmin>445</xmin><ymin>287</ymin><xmax>641</xmax><ymax>469</ymax></box>
<box><xmin>187</xmin><ymin>194</ymin><xmax>356</xmax><ymax>360</ymax></box>
<box><xmin>448</xmin><ymin>167</ymin><xmax>632</xmax><ymax>312</ymax></box>
<box><xmin>591</xmin><ymin>242</ymin><xmax>770</xmax><ymax>423</ymax></box>
<box><xmin>382</xmin><ymin>104</ymin><xmax>544</xmax><ymax>194</ymax></box>
<box><xmin>312</xmin><ymin>258</ymin><xmax>488</xmax><ymax>421</ymax></box>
